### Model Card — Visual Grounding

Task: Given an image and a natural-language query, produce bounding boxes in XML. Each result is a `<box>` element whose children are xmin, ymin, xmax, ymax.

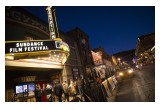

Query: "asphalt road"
<box><xmin>115</xmin><ymin>64</ymin><xmax>155</xmax><ymax>102</ymax></box>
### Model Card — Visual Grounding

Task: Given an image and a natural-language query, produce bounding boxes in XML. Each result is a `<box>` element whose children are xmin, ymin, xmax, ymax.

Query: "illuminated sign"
<box><xmin>55</xmin><ymin>40</ymin><xmax>70</xmax><ymax>52</ymax></box>
<box><xmin>91</xmin><ymin>51</ymin><xmax>103</xmax><ymax>66</ymax></box>
<box><xmin>5</xmin><ymin>40</ymin><xmax>70</xmax><ymax>54</ymax></box>
<box><xmin>112</xmin><ymin>56</ymin><xmax>117</xmax><ymax>65</ymax></box>
<box><xmin>46</xmin><ymin>6</ymin><xmax>56</xmax><ymax>39</ymax></box>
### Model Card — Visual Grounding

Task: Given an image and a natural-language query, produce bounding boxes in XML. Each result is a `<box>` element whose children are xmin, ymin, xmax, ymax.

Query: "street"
<box><xmin>115</xmin><ymin>64</ymin><xmax>155</xmax><ymax>102</ymax></box>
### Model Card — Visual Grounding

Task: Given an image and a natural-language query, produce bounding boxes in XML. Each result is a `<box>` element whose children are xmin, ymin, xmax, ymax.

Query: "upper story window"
<box><xmin>81</xmin><ymin>38</ymin><xmax>86</xmax><ymax>45</ymax></box>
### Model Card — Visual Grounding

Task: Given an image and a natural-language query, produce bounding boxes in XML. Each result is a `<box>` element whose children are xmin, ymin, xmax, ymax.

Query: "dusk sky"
<box><xmin>21</xmin><ymin>6</ymin><xmax>155</xmax><ymax>55</ymax></box>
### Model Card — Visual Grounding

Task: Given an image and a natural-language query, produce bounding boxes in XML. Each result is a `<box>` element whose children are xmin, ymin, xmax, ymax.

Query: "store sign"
<box><xmin>102</xmin><ymin>80</ymin><xmax>112</xmax><ymax>97</ymax></box>
<box><xmin>55</xmin><ymin>40</ymin><xmax>70</xmax><ymax>52</ymax></box>
<box><xmin>112</xmin><ymin>56</ymin><xmax>117</xmax><ymax>65</ymax></box>
<box><xmin>108</xmin><ymin>77</ymin><xmax>115</xmax><ymax>91</ymax></box>
<box><xmin>91</xmin><ymin>51</ymin><xmax>103</xmax><ymax>66</ymax></box>
<box><xmin>14</xmin><ymin>76</ymin><xmax>36</xmax><ymax>83</ymax></box>
<box><xmin>5</xmin><ymin>40</ymin><xmax>70</xmax><ymax>54</ymax></box>
<box><xmin>46</xmin><ymin>6</ymin><xmax>56</xmax><ymax>39</ymax></box>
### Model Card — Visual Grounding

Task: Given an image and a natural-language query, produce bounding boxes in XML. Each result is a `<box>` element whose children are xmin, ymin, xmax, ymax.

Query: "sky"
<box><xmin>21</xmin><ymin>6</ymin><xmax>155</xmax><ymax>55</ymax></box>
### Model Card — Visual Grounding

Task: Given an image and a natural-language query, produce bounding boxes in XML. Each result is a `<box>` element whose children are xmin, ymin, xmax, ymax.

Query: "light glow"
<box><xmin>5</xmin><ymin>55</ymin><xmax>14</xmax><ymax>60</ymax></box>
<box><xmin>119</xmin><ymin>72</ymin><xmax>123</xmax><ymax>76</ymax></box>
<box><xmin>128</xmin><ymin>69</ymin><xmax>133</xmax><ymax>73</ymax></box>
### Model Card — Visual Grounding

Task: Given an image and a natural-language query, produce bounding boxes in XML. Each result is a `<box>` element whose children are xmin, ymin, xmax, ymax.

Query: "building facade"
<box><xmin>92</xmin><ymin>47</ymin><xmax>116</xmax><ymax>77</ymax></box>
<box><xmin>135</xmin><ymin>33</ymin><xmax>155</xmax><ymax>65</ymax></box>
<box><xmin>5</xmin><ymin>6</ymin><xmax>85</xmax><ymax>102</ymax></box>
<box><xmin>91</xmin><ymin>47</ymin><xmax>118</xmax><ymax>92</ymax></box>
<box><xmin>67</xmin><ymin>28</ymin><xmax>95</xmax><ymax>82</ymax></box>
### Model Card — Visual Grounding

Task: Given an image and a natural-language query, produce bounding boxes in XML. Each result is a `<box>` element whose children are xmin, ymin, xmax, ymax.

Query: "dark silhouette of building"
<box><xmin>135</xmin><ymin>33</ymin><xmax>155</xmax><ymax>57</ymax></box>
<box><xmin>135</xmin><ymin>33</ymin><xmax>155</xmax><ymax>64</ymax></box>
<box><xmin>113</xmin><ymin>49</ymin><xmax>135</xmax><ymax>66</ymax></box>
<box><xmin>66</xmin><ymin>27</ymin><xmax>95</xmax><ymax>82</ymax></box>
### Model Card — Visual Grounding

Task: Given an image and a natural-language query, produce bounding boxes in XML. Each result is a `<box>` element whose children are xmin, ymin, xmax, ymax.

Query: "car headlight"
<box><xmin>119</xmin><ymin>72</ymin><xmax>123</xmax><ymax>76</ymax></box>
<box><xmin>128</xmin><ymin>69</ymin><xmax>133</xmax><ymax>73</ymax></box>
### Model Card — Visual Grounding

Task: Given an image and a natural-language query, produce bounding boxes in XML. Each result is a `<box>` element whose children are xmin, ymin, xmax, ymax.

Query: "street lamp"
<box><xmin>118</xmin><ymin>58</ymin><xmax>121</xmax><ymax>61</ymax></box>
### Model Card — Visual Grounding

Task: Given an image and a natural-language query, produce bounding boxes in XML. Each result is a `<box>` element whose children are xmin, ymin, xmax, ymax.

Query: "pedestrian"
<box><xmin>62</xmin><ymin>80</ymin><xmax>69</xmax><ymax>102</ymax></box>
<box><xmin>54</xmin><ymin>80</ymin><xmax>64</xmax><ymax>102</ymax></box>
<box><xmin>52</xmin><ymin>82</ymin><xmax>57</xmax><ymax>102</ymax></box>
<box><xmin>45</xmin><ymin>83</ymin><xmax>53</xmax><ymax>102</ymax></box>
<box><xmin>77</xmin><ymin>78</ymin><xmax>83</xmax><ymax>99</ymax></box>
<box><xmin>35</xmin><ymin>84</ymin><xmax>41</xmax><ymax>102</ymax></box>
<box><xmin>41</xmin><ymin>89</ymin><xmax>47</xmax><ymax>102</ymax></box>
<box><xmin>68</xmin><ymin>80</ymin><xmax>77</xmax><ymax>99</ymax></box>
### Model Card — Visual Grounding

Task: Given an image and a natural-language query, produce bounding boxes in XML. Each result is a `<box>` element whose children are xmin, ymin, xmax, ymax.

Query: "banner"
<box><xmin>108</xmin><ymin>77</ymin><xmax>115</xmax><ymax>91</ymax></box>
<box><xmin>102</xmin><ymin>80</ymin><xmax>112</xmax><ymax>97</ymax></box>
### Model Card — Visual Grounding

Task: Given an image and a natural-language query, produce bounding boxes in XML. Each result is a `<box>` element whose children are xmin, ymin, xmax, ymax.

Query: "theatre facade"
<box><xmin>5</xmin><ymin>6</ymin><xmax>85</xmax><ymax>102</ymax></box>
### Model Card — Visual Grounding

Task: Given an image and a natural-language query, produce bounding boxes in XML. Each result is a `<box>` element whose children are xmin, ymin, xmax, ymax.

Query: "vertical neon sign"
<box><xmin>46</xmin><ymin>6</ymin><xmax>56</xmax><ymax>39</ymax></box>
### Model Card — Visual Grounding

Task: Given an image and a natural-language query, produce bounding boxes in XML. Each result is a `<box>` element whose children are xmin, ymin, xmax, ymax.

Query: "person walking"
<box><xmin>68</xmin><ymin>80</ymin><xmax>77</xmax><ymax>99</ymax></box>
<box><xmin>77</xmin><ymin>78</ymin><xmax>83</xmax><ymax>99</ymax></box>
<box><xmin>35</xmin><ymin>84</ymin><xmax>41</xmax><ymax>102</ymax></box>
<box><xmin>62</xmin><ymin>80</ymin><xmax>69</xmax><ymax>102</ymax></box>
<box><xmin>54</xmin><ymin>80</ymin><xmax>64</xmax><ymax>102</ymax></box>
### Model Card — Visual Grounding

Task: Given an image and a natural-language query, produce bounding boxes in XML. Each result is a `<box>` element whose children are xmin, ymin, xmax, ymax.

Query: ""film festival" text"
<box><xmin>9</xmin><ymin>42</ymin><xmax>49</xmax><ymax>53</ymax></box>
